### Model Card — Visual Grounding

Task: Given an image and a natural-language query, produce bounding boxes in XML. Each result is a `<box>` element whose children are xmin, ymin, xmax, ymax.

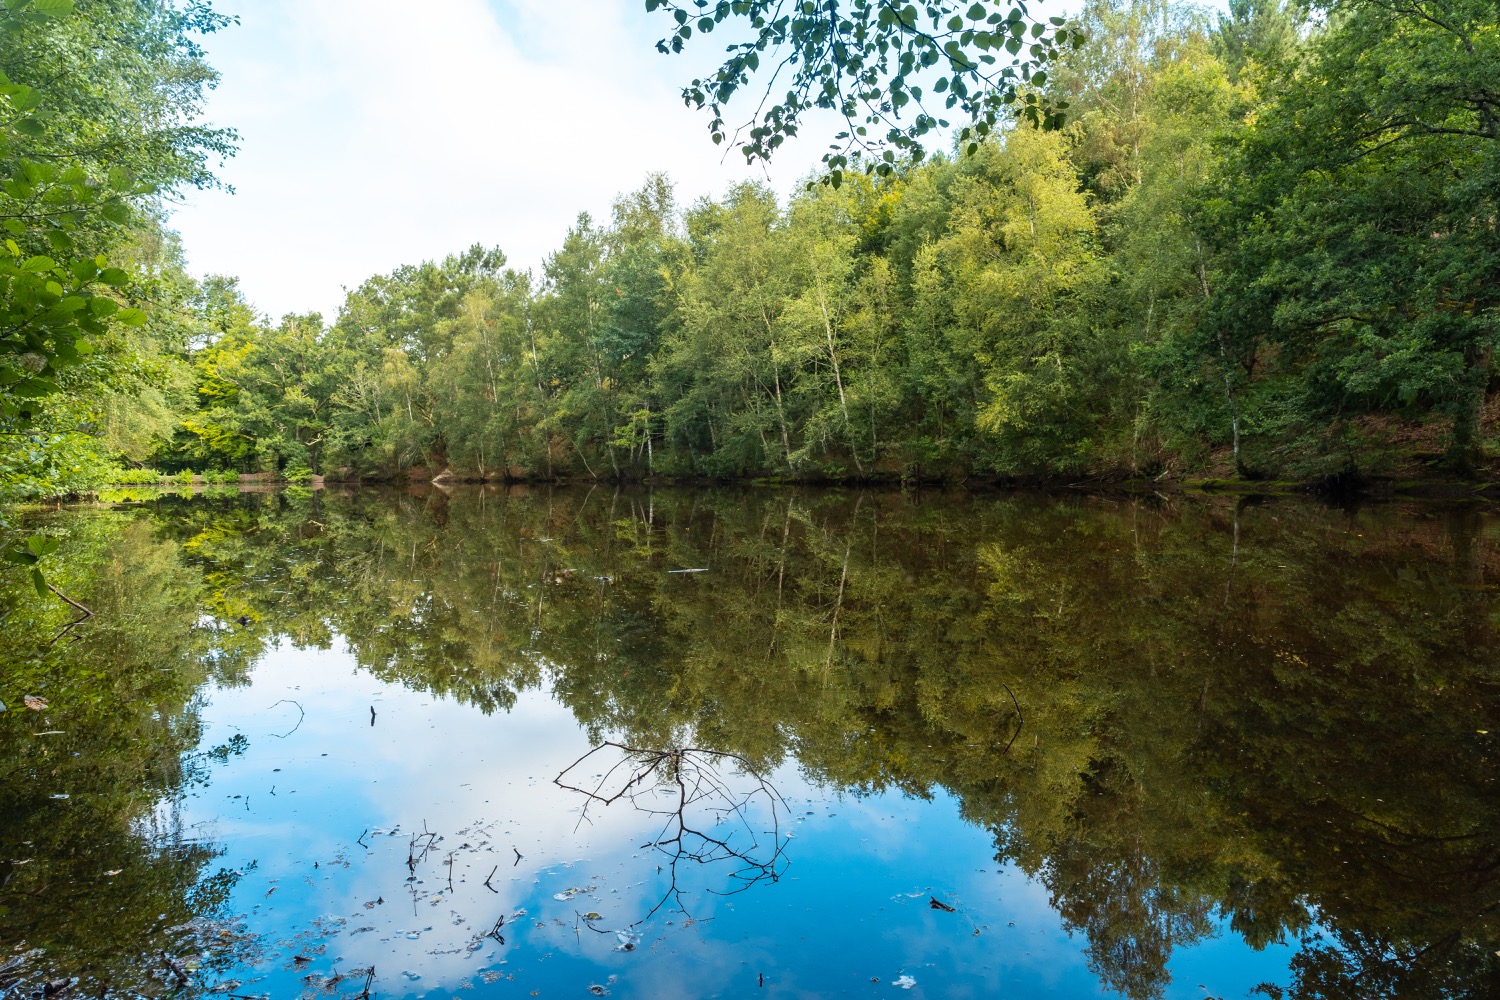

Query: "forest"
<box><xmin>0</xmin><ymin>0</ymin><xmax>1497</xmax><ymax>503</ymax></box>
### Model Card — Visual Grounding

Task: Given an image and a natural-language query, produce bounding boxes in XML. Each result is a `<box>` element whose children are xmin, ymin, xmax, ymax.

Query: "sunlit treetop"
<box><xmin>646</xmin><ymin>0</ymin><xmax>1084</xmax><ymax>185</ymax></box>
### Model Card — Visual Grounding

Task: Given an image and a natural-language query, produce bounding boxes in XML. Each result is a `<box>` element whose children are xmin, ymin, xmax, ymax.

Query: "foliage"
<box><xmin>103</xmin><ymin>464</ymin><xmax>165</xmax><ymax>484</ymax></box>
<box><xmin>645</xmin><ymin>0</ymin><xmax>1085</xmax><ymax>182</ymax></box>
<box><xmin>0</xmin><ymin>0</ymin><xmax>231</xmax><ymax>514</ymax></box>
<box><xmin>123</xmin><ymin>0</ymin><xmax>1490</xmax><ymax>489</ymax></box>
<box><xmin>1202</xmin><ymin>0</ymin><xmax>1500</xmax><ymax>473</ymax></box>
<box><xmin>7</xmin><ymin>0</ymin><xmax>1499</xmax><ymax>519</ymax></box>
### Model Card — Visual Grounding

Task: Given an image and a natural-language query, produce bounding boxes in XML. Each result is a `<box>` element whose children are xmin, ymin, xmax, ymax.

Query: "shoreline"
<box><xmin>48</xmin><ymin>472</ymin><xmax>1500</xmax><ymax>504</ymax></box>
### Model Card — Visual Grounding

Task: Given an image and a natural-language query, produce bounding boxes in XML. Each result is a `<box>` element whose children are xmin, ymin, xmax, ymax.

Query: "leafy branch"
<box><xmin>647</xmin><ymin>0</ymin><xmax>1084</xmax><ymax>184</ymax></box>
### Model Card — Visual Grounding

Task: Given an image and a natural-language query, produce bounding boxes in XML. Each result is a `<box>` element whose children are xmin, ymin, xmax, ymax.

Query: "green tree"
<box><xmin>1205</xmin><ymin>0</ymin><xmax>1500</xmax><ymax>474</ymax></box>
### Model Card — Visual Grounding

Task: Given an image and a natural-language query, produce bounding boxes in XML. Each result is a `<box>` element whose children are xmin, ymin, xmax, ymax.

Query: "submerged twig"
<box><xmin>999</xmin><ymin>682</ymin><xmax>1023</xmax><ymax>754</ymax></box>
<box><xmin>407</xmin><ymin>822</ymin><xmax>438</xmax><ymax>872</ymax></box>
<box><xmin>159</xmin><ymin>951</ymin><xmax>189</xmax><ymax>987</ymax></box>
<box><xmin>46</xmin><ymin>584</ymin><xmax>92</xmax><ymax>618</ymax></box>
<box><xmin>555</xmin><ymin>741</ymin><xmax>790</xmax><ymax>921</ymax></box>
<box><xmin>268</xmin><ymin>700</ymin><xmax>304</xmax><ymax>739</ymax></box>
<box><xmin>45</xmin><ymin>584</ymin><xmax>93</xmax><ymax>647</ymax></box>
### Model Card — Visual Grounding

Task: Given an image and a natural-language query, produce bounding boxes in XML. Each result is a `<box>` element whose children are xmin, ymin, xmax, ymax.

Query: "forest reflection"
<box><xmin>2</xmin><ymin>487</ymin><xmax>1496</xmax><ymax>999</ymax></box>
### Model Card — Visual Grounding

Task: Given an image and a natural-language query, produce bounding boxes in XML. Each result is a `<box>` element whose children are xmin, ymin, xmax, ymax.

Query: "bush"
<box><xmin>106</xmin><ymin>466</ymin><xmax>163</xmax><ymax>485</ymax></box>
<box><xmin>282</xmin><ymin>464</ymin><xmax>315</xmax><ymax>485</ymax></box>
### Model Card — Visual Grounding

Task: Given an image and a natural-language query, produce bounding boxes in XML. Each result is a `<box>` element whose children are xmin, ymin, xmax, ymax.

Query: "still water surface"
<box><xmin>0</xmin><ymin>488</ymin><xmax>1495</xmax><ymax>998</ymax></box>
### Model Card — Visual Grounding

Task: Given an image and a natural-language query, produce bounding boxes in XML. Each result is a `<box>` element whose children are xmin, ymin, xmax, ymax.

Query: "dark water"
<box><xmin>0</xmin><ymin>487</ymin><xmax>1496</xmax><ymax>999</ymax></box>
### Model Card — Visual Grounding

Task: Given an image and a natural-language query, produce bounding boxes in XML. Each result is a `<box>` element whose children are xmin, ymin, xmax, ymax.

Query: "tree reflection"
<box><xmin>3</xmin><ymin>487</ymin><xmax>1497</xmax><ymax>998</ymax></box>
<box><xmin>0</xmin><ymin>513</ymin><xmax>249</xmax><ymax>996</ymax></box>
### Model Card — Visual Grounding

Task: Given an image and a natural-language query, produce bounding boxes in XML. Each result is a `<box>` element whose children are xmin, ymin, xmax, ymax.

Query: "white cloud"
<box><xmin>171</xmin><ymin>0</ymin><xmax>834</xmax><ymax>321</ymax></box>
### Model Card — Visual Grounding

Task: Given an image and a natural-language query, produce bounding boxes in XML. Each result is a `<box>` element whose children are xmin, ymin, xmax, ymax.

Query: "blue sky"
<box><xmin>170</xmin><ymin>0</ymin><xmax>843</xmax><ymax>321</ymax></box>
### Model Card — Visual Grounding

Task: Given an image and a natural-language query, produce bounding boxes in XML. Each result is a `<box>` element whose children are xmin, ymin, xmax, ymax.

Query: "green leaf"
<box><xmin>7</xmin><ymin>84</ymin><xmax>41</xmax><ymax>111</ymax></box>
<box><xmin>31</xmin><ymin>0</ymin><xmax>74</xmax><ymax>17</ymax></box>
<box><xmin>116</xmin><ymin>307</ymin><xmax>147</xmax><ymax>326</ymax></box>
<box><xmin>31</xmin><ymin>567</ymin><xmax>46</xmax><ymax>598</ymax></box>
<box><xmin>20</xmin><ymin>255</ymin><xmax>56</xmax><ymax>272</ymax></box>
<box><xmin>9</xmin><ymin>378</ymin><xmax>59</xmax><ymax>398</ymax></box>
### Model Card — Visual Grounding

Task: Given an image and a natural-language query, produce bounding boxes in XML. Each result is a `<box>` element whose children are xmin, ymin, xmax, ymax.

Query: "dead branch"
<box><xmin>45</xmin><ymin>584</ymin><xmax>93</xmax><ymax>647</ymax></box>
<box><xmin>268</xmin><ymin>700</ymin><xmax>304</xmax><ymax>739</ymax></box>
<box><xmin>406</xmin><ymin>822</ymin><xmax>438</xmax><ymax>872</ymax></box>
<box><xmin>999</xmin><ymin>682</ymin><xmax>1024</xmax><ymax>754</ymax></box>
<box><xmin>555</xmin><ymin>741</ymin><xmax>790</xmax><ymax>920</ymax></box>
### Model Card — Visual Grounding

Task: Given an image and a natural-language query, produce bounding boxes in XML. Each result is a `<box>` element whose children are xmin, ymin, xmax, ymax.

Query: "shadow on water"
<box><xmin>0</xmin><ymin>487</ymin><xmax>1496</xmax><ymax>998</ymax></box>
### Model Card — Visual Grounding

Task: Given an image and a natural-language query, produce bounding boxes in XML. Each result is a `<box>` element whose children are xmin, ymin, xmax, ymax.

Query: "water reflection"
<box><xmin>555</xmin><ymin>741</ymin><xmax>791</xmax><ymax>920</ymax></box>
<box><xmin>0</xmin><ymin>489</ymin><xmax>1496</xmax><ymax>998</ymax></box>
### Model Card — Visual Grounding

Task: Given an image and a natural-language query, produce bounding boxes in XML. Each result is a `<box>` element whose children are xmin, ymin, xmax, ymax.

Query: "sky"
<box><xmin>169</xmin><ymin>0</ymin><xmax>844</xmax><ymax>322</ymax></box>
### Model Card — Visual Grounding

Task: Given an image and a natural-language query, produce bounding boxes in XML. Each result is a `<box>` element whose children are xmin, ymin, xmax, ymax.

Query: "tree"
<box><xmin>1</xmin><ymin>0</ymin><xmax>235</xmax><ymax>428</ymax></box>
<box><xmin>936</xmin><ymin>125</ymin><xmax>1115</xmax><ymax>473</ymax></box>
<box><xmin>1206</xmin><ymin>0</ymin><xmax>1500</xmax><ymax>473</ymax></box>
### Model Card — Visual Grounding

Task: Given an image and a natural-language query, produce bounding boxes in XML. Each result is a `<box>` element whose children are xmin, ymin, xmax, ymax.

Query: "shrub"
<box><xmin>104</xmin><ymin>466</ymin><xmax>163</xmax><ymax>485</ymax></box>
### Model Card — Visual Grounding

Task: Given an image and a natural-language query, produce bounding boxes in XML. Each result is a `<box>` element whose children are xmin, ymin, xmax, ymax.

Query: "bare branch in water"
<box><xmin>556</xmin><ymin>741</ymin><xmax>790</xmax><ymax>922</ymax></box>
<box><xmin>999</xmin><ymin>682</ymin><xmax>1023</xmax><ymax>754</ymax></box>
<box><xmin>268</xmin><ymin>700</ymin><xmax>304</xmax><ymax>739</ymax></box>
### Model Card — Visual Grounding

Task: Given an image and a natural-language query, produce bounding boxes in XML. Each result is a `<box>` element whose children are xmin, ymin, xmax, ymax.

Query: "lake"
<box><xmin>1</xmin><ymin>487</ymin><xmax>1495</xmax><ymax>999</ymax></box>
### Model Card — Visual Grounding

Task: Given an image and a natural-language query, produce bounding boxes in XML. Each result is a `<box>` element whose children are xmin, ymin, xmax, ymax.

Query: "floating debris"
<box><xmin>893</xmin><ymin>974</ymin><xmax>917</xmax><ymax>989</ymax></box>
